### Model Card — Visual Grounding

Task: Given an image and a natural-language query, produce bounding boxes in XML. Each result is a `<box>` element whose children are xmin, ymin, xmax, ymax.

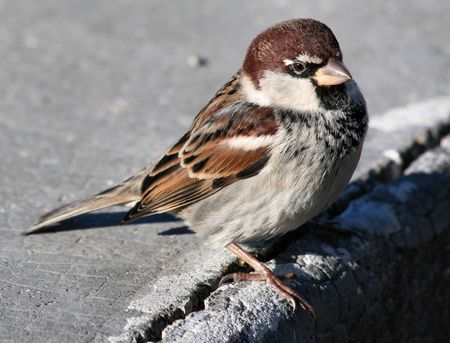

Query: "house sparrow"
<box><xmin>26</xmin><ymin>19</ymin><xmax>368</xmax><ymax>313</ymax></box>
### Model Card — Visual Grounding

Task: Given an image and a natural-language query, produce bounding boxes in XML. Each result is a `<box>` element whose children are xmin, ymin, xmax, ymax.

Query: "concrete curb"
<box><xmin>161</xmin><ymin>147</ymin><xmax>449</xmax><ymax>342</ymax></box>
<box><xmin>109</xmin><ymin>98</ymin><xmax>450</xmax><ymax>342</ymax></box>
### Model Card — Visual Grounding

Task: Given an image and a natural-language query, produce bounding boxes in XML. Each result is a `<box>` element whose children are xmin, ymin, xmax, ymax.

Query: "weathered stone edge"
<box><xmin>160</xmin><ymin>135</ymin><xmax>450</xmax><ymax>343</ymax></box>
<box><xmin>109</xmin><ymin>97</ymin><xmax>450</xmax><ymax>342</ymax></box>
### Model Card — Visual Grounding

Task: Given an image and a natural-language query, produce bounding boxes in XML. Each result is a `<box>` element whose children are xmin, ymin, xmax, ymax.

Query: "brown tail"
<box><xmin>23</xmin><ymin>167</ymin><xmax>150</xmax><ymax>235</ymax></box>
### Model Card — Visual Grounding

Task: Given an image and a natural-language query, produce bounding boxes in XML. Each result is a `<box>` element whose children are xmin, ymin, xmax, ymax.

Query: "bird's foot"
<box><xmin>221</xmin><ymin>243</ymin><xmax>315</xmax><ymax>316</ymax></box>
<box><xmin>220</xmin><ymin>270</ymin><xmax>312</xmax><ymax>312</ymax></box>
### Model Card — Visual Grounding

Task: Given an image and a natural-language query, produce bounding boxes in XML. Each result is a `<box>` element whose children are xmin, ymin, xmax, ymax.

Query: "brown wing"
<box><xmin>122</xmin><ymin>73</ymin><xmax>279</xmax><ymax>223</ymax></box>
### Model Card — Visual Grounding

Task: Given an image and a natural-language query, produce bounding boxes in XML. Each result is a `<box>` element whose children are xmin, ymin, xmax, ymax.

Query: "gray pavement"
<box><xmin>0</xmin><ymin>1</ymin><xmax>449</xmax><ymax>342</ymax></box>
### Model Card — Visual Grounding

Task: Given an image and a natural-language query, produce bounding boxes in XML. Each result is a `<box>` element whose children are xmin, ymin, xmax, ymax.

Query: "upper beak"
<box><xmin>313</xmin><ymin>58</ymin><xmax>352</xmax><ymax>86</ymax></box>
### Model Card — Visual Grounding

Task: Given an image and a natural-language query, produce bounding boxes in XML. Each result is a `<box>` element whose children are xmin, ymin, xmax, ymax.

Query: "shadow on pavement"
<box><xmin>25</xmin><ymin>211</ymin><xmax>194</xmax><ymax>235</ymax></box>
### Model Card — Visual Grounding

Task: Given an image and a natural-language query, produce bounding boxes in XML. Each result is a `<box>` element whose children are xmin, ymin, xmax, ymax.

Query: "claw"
<box><xmin>289</xmin><ymin>297</ymin><xmax>297</xmax><ymax>311</ymax></box>
<box><xmin>218</xmin><ymin>273</ymin><xmax>236</xmax><ymax>287</ymax></box>
<box><xmin>223</xmin><ymin>243</ymin><xmax>316</xmax><ymax>318</ymax></box>
<box><xmin>219</xmin><ymin>270</ymin><xmax>314</xmax><ymax>316</ymax></box>
<box><xmin>297</xmin><ymin>298</ymin><xmax>316</xmax><ymax>319</ymax></box>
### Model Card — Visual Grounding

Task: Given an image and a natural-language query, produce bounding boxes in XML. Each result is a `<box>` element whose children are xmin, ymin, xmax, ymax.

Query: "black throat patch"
<box><xmin>276</xmin><ymin>94</ymin><xmax>368</xmax><ymax>159</ymax></box>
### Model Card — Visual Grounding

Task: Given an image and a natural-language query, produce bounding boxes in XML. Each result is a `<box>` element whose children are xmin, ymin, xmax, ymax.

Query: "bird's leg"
<box><xmin>220</xmin><ymin>242</ymin><xmax>315</xmax><ymax>315</ymax></box>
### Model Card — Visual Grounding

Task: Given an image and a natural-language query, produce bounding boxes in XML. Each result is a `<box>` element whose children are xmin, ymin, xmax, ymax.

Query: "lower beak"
<box><xmin>313</xmin><ymin>58</ymin><xmax>352</xmax><ymax>86</ymax></box>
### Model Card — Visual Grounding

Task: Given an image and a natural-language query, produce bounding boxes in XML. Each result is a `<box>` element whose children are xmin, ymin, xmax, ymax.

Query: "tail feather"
<box><xmin>23</xmin><ymin>193</ymin><xmax>136</xmax><ymax>235</ymax></box>
<box><xmin>24</xmin><ymin>165</ymin><xmax>153</xmax><ymax>235</ymax></box>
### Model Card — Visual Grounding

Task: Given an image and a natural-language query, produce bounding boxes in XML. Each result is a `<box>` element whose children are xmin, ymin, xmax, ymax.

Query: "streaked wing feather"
<box><xmin>123</xmin><ymin>72</ymin><xmax>279</xmax><ymax>223</ymax></box>
<box><xmin>183</xmin><ymin>145</ymin><xmax>269</xmax><ymax>178</ymax></box>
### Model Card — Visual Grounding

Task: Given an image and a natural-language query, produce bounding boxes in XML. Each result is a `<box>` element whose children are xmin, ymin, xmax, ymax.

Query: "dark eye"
<box><xmin>291</xmin><ymin>61</ymin><xmax>306</xmax><ymax>75</ymax></box>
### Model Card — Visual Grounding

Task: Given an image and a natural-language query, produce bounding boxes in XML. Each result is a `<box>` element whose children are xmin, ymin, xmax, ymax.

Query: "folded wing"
<box><xmin>123</xmin><ymin>97</ymin><xmax>279</xmax><ymax>222</ymax></box>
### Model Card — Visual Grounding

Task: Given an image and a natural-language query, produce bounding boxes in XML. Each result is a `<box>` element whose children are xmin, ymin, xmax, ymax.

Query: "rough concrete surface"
<box><xmin>0</xmin><ymin>1</ymin><xmax>449</xmax><ymax>342</ymax></box>
<box><xmin>160</xmin><ymin>143</ymin><xmax>450</xmax><ymax>343</ymax></box>
<box><xmin>109</xmin><ymin>99</ymin><xmax>450</xmax><ymax>343</ymax></box>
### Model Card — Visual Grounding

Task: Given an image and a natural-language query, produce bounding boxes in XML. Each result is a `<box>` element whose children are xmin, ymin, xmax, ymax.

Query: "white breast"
<box><xmin>180</xmin><ymin>124</ymin><xmax>364</xmax><ymax>249</ymax></box>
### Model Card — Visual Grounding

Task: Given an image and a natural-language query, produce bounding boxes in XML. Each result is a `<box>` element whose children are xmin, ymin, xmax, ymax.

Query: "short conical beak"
<box><xmin>313</xmin><ymin>58</ymin><xmax>352</xmax><ymax>86</ymax></box>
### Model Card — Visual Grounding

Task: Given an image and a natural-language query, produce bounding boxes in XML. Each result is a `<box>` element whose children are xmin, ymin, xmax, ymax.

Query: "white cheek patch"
<box><xmin>259</xmin><ymin>71</ymin><xmax>321</xmax><ymax>113</ymax></box>
<box><xmin>241</xmin><ymin>72</ymin><xmax>321</xmax><ymax>113</ymax></box>
<box><xmin>223</xmin><ymin>135</ymin><xmax>275</xmax><ymax>151</ymax></box>
<box><xmin>241</xmin><ymin>74</ymin><xmax>272</xmax><ymax>107</ymax></box>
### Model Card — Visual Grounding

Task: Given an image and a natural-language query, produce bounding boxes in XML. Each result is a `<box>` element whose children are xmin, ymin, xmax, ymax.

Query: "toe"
<box><xmin>268</xmin><ymin>275</ymin><xmax>315</xmax><ymax>317</ymax></box>
<box><xmin>218</xmin><ymin>273</ymin><xmax>236</xmax><ymax>286</ymax></box>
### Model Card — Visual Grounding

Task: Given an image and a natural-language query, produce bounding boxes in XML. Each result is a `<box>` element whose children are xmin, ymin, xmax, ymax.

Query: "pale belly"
<box><xmin>179</xmin><ymin>143</ymin><xmax>363</xmax><ymax>249</ymax></box>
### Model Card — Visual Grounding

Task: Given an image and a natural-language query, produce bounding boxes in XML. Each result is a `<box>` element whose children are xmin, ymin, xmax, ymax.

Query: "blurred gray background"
<box><xmin>0</xmin><ymin>0</ymin><xmax>449</xmax><ymax>341</ymax></box>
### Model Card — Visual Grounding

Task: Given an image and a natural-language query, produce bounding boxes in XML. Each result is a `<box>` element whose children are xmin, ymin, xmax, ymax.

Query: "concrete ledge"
<box><xmin>157</xmin><ymin>137</ymin><xmax>450</xmax><ymax>343</ymax></box>
<box><xmin>2</xmin><ymin>3</ymin><xmax>450</xmax><ymax>341</ymax></box>
<box><xmin>108</xmin><ymin>100</ymin><xmax>450</xmax><ymax>343</ymax></box>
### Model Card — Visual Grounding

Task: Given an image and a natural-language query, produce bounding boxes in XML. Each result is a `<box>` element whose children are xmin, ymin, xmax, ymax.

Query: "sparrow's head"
<box><xmin>242</xmin><ymin>19</ymin><xmax>359</xmax><ymax>112</ymax></box>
